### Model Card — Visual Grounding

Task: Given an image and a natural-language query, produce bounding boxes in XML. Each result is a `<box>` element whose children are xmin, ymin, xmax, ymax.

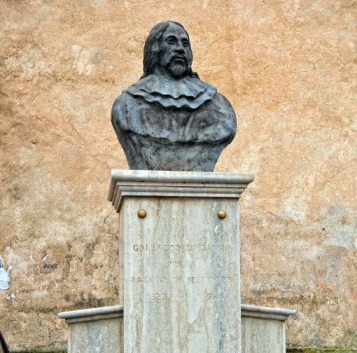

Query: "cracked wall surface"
<box><xmin>0</xmin><ymin>0</ymin><xmax>356</xmax><ymax>351</ymax></box>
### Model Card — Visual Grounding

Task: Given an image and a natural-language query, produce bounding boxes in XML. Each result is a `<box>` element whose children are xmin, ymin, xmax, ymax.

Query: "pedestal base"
<box><xmin>108</xmin><ymin>170</ymin><xmax>253</xmax><ymax>353</ymax></box>
<box><xmin>59</xmin><ymin>305</ymin><xmax>295</xmax><ymax>353</ymax></box>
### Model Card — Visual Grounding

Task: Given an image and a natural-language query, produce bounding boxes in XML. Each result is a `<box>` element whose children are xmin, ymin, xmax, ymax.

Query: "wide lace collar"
<box><xmin>124</xmin><ymin>74</ymin><xmax>217</xmax><ymax>110</ymax></box>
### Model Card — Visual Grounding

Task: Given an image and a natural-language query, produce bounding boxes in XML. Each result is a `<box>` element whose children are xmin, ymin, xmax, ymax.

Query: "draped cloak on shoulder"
<box><xmin>112</xmin><ymin>74</ymin><xmax>236</xmax><ymax>171</ymax></box>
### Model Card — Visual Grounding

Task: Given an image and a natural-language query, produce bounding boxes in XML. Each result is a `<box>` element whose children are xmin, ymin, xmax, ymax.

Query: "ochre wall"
<box><xmin>1</xmin><ymin>0</ymin><xmax>356</xmax><ymax>351</ymax></box>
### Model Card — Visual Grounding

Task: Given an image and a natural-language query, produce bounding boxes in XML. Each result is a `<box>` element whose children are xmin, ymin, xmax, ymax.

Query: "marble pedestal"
<box><xmin>107</xmin><ymin>170</ymin><xmax>254</xmax><ymax>353</ymax></box>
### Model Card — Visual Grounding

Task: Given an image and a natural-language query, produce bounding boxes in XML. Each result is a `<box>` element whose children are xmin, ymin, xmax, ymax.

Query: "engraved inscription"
<box><xmin>132</xmin><ymin>243</ymin><xmax>229</xmax><ymax>253</ymax></box>
<box><xmin>129</xmin><ymin>276</ymin><xmax>233</xmax><ymax>285</ymax></box>
<box><xmin>128</xmin><ymin>239</ymin><xmax>236</xmax><ymax>306</ymax></box>
<box><xmin>143</xmin><ymin>291</ymin><xmax>226</xmax><ymax>303</ymax></box>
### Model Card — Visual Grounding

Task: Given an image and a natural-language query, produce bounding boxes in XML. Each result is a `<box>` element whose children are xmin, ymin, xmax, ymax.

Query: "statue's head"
<box><xmin>142</xmin><ymin>21</ymin><xmax>195</xmax><ymax>79</ymax></box>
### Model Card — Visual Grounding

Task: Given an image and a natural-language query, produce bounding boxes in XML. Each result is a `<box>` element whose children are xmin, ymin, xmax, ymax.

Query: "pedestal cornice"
<box><xmin>108</xmin><ymin>170</ymin><xmax>254</xmax><ymax>212</ymax></box>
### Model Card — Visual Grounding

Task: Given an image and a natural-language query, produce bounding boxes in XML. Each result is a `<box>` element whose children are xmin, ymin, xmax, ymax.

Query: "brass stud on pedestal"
<box><xmin>218</xmin><ymin>210</ymin><xmax>227</xmax><ymax>219</ymax></box>
<box><xmin>138</xmin><ymin>209</ymin><xmax>147</xmax><ymax>218</ymax></box>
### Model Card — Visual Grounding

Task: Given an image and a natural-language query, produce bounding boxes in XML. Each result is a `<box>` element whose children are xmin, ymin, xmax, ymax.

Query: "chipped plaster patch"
<box><xmin>0</xmin><ymin>257</ymin><xmax>11</xmax><ymax>290</ymax></box>
<box><xmin>5</xmin><ymin>46</ymin><xmax>53</xmax><ymax>79</ymax></box>
<box><xmin>322</xmin><ymin>206</ymin><xmax>356</xmax><ymax>250</ymax></box>
<box><xmin>71</xmin><ymin>44</ymin><xmax>103</xmax><ymax>76</ymax></box>
<box><xmin>6</xmin><ymin>293</ymin><xmax>16</xmax><ymax>300</ymax></box>
<box><xmin>0</xmin><ymin>270</ymin><xmax>10</xmax><ymax>290</ymax></box>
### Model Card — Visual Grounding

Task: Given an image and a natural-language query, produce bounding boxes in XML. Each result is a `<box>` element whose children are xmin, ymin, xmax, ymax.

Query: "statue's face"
<box><xmin>159</xmin><ymin>24</ymin><xmax>193</xmax><ymax>78</ymax></box>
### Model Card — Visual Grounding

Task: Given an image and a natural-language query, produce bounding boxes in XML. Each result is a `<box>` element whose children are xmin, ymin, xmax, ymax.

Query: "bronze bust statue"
<box><xmin>112</xmin><ymin>21</ymin><xmax>236</xmax><ymax>171</ymax></box>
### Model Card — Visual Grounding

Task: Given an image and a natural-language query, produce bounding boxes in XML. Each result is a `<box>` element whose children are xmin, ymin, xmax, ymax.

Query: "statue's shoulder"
<box><xmin>111</xmin><ymin>90</ymin><xmax>139</xmax><ymax>119</ymax></box>
<box><xmin>111</xmin><ymin>92</ymin><xmax>130</xmax><ymax>132</ymax></box>
<box><xmin>214</xmin><ymin>90</ymin><xmax>233</xmax><ymax>104</ymax></box>
<box><xmin>206</xmin><ymin>90</ymin><xmax>236</xmax><ymax>118</ymax></box>
<box><xmin>112</xmin><ymin>90</ymin><xmax>133</xmax><ymax>108</ymax></box>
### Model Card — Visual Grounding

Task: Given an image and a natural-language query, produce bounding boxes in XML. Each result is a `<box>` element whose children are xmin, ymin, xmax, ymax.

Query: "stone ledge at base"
<box><xmin>58</xmin><ymin>305</ymin><xmax>123</xmax><ymax>324</ymax></box>
<box><xmin>58</xmin><ymin>306</ymin><xmax>124</xmax><ymax>353</ymax></box>
<box><xmin>241</xmin><ymin>305</ymin><xmax>296</xmax><ymax>353</ymax></box>
<box><xmin>242</xmin><ymin>304</ymin><xmax>296</xmax><ymax>321</ymax></box>
<box><xmin>58</xmin><ymin>304</ymin><xmax>295</xmax><ymax>353</ymax></box>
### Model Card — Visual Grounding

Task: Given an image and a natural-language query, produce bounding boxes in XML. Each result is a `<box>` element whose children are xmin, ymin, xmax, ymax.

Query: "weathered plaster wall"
<box><xmin>0</xmin><ymin>0</ymin><xmax>356</xmax><ymax>351</ymax></box>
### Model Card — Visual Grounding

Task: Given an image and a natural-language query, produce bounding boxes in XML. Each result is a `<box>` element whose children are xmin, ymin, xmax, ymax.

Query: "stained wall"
<box><xmin>0</xmin><ymin>0</ymin><xmax>356</xmax><ymax>351</ymax></box>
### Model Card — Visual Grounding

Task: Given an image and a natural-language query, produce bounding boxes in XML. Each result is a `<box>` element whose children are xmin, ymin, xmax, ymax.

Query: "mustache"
<box><xmin>170</xmin><ymin>54</ymin><xmax>188</xmax><ymax>65</ymax></box>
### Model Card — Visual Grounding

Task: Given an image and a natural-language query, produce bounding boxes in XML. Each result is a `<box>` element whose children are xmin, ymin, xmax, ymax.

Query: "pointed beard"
<box><xmin>167</xmin><ymin>61</ymin><xmax>188</xmax><ymax>78</ymax></box>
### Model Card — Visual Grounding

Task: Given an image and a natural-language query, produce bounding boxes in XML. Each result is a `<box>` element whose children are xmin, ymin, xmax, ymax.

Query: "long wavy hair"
<box><xmin>141</xmin><ymin>21</ymin><xmax>199</xmax><ymax>79</ymax></box>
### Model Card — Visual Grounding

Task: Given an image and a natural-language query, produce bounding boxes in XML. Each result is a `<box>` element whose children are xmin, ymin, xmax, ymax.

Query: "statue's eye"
<box><xmin>182</xmin><ymin>40</ymin><xmax>189</xmax><ymax>47</ymax></box>
<box><xmin>166</xmin><ymin>37</ymin><xmax>176</xmax><ymax>45</ymax></box>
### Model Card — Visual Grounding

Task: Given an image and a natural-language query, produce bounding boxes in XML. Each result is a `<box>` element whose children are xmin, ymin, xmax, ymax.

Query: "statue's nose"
<box><xmin>175</xmin><ymin>41</ymin><xmax>185</xmax><ymax>52</ymax></box>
